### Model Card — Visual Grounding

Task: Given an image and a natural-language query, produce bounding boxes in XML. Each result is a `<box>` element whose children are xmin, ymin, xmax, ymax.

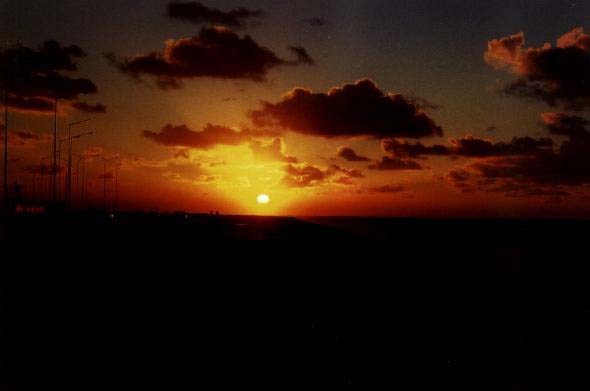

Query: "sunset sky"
<box><xmin>3</xmin><ymin>0</ymin><xmax>590</xmax><ymax>217</ymax></box>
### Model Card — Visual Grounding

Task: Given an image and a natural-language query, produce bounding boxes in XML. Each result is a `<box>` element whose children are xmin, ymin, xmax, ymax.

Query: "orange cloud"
<box><xmin>142</xmin><ymin>123</ymin><xmax>277</xmax><ymax>149</ymax></box>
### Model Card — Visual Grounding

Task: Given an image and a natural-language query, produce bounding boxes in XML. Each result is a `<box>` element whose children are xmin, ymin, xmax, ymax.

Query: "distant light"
<box><xmin>257</xmin><ymin>194</ymin><xmax>270</xmax><ymax>204</ymax></box>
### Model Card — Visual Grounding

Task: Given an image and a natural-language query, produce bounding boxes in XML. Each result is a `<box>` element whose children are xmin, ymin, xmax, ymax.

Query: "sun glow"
<box><xmin>257</xmin><ymin>194</ymin><xmax>270</xmax><ymax>204</ymax></box>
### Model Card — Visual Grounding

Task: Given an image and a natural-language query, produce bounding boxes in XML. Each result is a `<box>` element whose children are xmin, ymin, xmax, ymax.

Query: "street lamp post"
<box><xmin>74</xmin><ymin>155</ymin><xmax>85</xmax><ymax>205</ymax></box>
<box><xmin>3</xmin><ymin>43</ymin><xmax>11</xmax><ymax>204</ymax></box>
<box><xmin>52</xmin><ymin>97</ymin><xmax>58</xmax><ymax>202</ymax></box>
<box><xmin>3</xmin><ymin>88</ymin><xmax>8</xmax><ymax>202</ymax></box>
<box><xmin>114</xmin><ymin>163</ymin><xmax>122</xmax><ymax>212</ymax></box>
<box><xmin>67</xmin><ymin>130</ymin><xmax>93</xmax><ymax>206</ymax></box>
<box><xmin>40</xmin><ymin>157</ymin><xmax>48</xmax><ymax>202</ymax></box>
<box><xmin>57</xmin><ymin>130</ymin><xmax>92</xmax><ymax>206</ymax></box>
<box><xmin>57</xmin><ymin>137</ymin><xmax>66</xmax><ymax>201</ymax></box>
<box><xmin>66</xmin><ymin>119</ymin><xmax>90</xmax><ymax>205</ymax></box>
<box><xmin>101</xmin><ymin>156</ymin><xmax>118</xmax><ymax>210</ymax></box>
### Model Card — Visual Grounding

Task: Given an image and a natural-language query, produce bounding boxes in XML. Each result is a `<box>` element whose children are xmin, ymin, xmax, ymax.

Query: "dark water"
<box><xmin>2</xmin><ymin>212</ymin><xmax>590</xmax><ymax>388</ymax></box>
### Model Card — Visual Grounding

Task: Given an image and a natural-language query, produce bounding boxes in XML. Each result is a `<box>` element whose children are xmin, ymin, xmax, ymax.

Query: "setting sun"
<box><xmin>257</xmin><ymin>194</ymin><xmax>270</xmax><ymax>204</ymax></box>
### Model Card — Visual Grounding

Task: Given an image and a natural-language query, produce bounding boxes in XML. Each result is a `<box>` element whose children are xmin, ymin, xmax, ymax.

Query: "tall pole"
<box><xmin>40</xmin><ymin>157</ymin><xmax>47</xmax><ymax>202</ymax></box>
<box><xmin>66</xmin><ymin>119</ymin><xmax>90</xmax><ymax>207</ymax></box>
<box><xmin>3</xmin><ymin>42</ymin><xmax>9</xmax><ymax>204</ymax></box>
<box><xmin>103</xmin><ymin>159</ymin><xmax>107</xmax><ymax>209</ymax></box>
<box><xmin>52</xmin><ymin>97</ymin><xmax>57</xmax><ymax>202</ymax></box>
<box><xmin>101</xmin><ymin>156</ymin><xmax>118</xmax><ymax>210</ymax></box>
<box><xmin>84</xmin><ymin>167</ymin><xmax>88</xmax><ymax>203</ymax></box>
<box><xmin>32</xmin><ymin>172</ymin><xmax>36</xmax><ymax>200</ymax></box>
<box><xmin>82</xmin><ymin>159</ymin><xmax>86</xmax><ymax>202</ymax></box>
<box><xmin>67</xmin><ymin>125</ymin><xmax>71</xmax><ymax>206</ymax></box>
<box><xmin>75</xmin><ymin>156</ymin><xmax>84</xmax><ymax>205</ymax></box>
<box><xmin>58</xmin><ymin>138</ymin><xmax>63</xmax><ymax>202</ymax></box>
<box><xmin>3</xmin><ymin>88</ymin><xmax>8</xmax><ymax>202</ymax></box>
<box><xmin>115</xmin><ymin>164</ymin><xmax>120</xmax><ymax>212</ymax></box>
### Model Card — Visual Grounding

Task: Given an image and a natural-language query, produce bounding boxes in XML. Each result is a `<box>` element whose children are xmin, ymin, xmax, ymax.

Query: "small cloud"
<box><xmin>142</xmin><ymin>123</ymin><xmax>277</xmax><ymax>149</ymax></box>
<box><xmin>337</xmin><ymin>146</ymin><xmax>370</xmax><ymax>162</ymax></box>
<box><xmin>304</xmin><ymin>17</ymin><xmax>327</xmax><ymax>27</ymax></box>
<box><xmin>368</xmin><ymin>156</ymin><xmax>423</xmax><ymax>170</ymax></box>
<box><xmin>250</xmin><ymin>137</ymin><xmax>298</xmax><ymax>163</ymax></box>
<box><xmin>70</xmin><ymin>101</ymin><xmax>106</xmax><ymax>113</ymax></box>
<box><xmin>167</xmin><ymin>1</ymin><xmax>264</xmax><ymax>28</ymax></box>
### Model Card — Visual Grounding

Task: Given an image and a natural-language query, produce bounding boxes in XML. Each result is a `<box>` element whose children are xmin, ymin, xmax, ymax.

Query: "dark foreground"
<box><xmin>1</xmin><ymin>211</ymin><xmax>590</xmax><ymax>389</ymax></box>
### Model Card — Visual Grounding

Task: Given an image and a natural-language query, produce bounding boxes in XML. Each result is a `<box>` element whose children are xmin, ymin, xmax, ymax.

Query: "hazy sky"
<box><xmin>2</xmin><ymin>0</ymin><xmax>590</xmax><ymax>216</ymax></box>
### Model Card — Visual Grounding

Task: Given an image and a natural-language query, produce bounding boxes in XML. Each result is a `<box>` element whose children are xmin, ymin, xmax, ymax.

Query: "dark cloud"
<box><xmin>471</xmin><ymin>145</ymin><xmax>590</xmax><ymax>186</ymax></box>
<box><xmin>281</xmin><ymin>163</ymin><xmax>363</xmax><ymax>187</ymax></box>
<box><xmin>332</xmin><ymin>176</ymin><xmax>355</xmax><ymax>186</ymax></box>
<box><xmin>2</xmin><ymin>40</ymin><xmax>86</xmax><ymax>74</ymax></box>
<box><xmin>287</xmin><ymin>46</ymin><xmax>314</xmax><ymax>65</ymax></box>
<box><xmin>450</xmin><ymin>136</ymin><xmax>554</xmax><ymax>157</ymax></box>
<box><xmin>249</xmin><ymin>78</ymin><xmax>443</xmax><ymax>139</ymax></box>
<box><xmin>328</xmin><ymin>164</ymin><xmax>364</xmax><ymax>178</ymax></box>
<box><xmin>406</xmin><ymin>96</ymin><xmax>442</xmax><ymax>111</ymax></box>
<box><xmin>142</xmin><ymin>123</ymin><xmax>277</xmax><ymax>149</ymax></box>
<box><xmin>70</xmin><ymin>101</ymin><xmax>107</xmax><ymax>113</ymax></box>
<box><xmin>445</xmin><ymin>169</ymin><xmax>476</xmax><ymax>193</ymax></box>
<box><xmin>481</xmin><ymin>181</ymin><xmax>570</xmax><ymax>198</ymax></box>
<box><xmin>368</xmin><ymin>156</ymin><xmax>423</xmax><ymax>171</ymax></box>
<box><xmin>282</xmin><ymin>163</ymin><xmax>326</xmax><ymax>187</ymax></box>
<box><xmin>0</xmin><ymin>127</ymin><xmax>50</xmax><ymax>147</ymax></box>
<box><xmin>15</xmin><ymin>71</ymin><xmax>97</xmax><ymax>100</ymax></box>
<box><xmin>382</xmin><ymin>136</ymin><xmax>553</xmax><ymax>159</ymax></box>
<box><xmin>250</xmin><ymin>137</ymin><xmax>297</xmax><ymax>163</ymax></box>
<box><xmin>6</xmin><ymin>95</ymin><xmax>55</xmax><ymax>113</ymax></box>
<box><xmin>447</xmin><ymin>169</ymin><xmax>471</xmax><ymax>182</ymax></box>
<box><xmin>304</xmin><ymin>17</ymin><xmax>327</xmax><ymax>27</ymax></box>
<box><xmin>381</xmin><ymin>131</ymin><xmax>588</xmax><ymax>187</ymax></box>
<box><xmin>108</xmin><ymin>26</ymin><xmax>313</xmax><ymax>88</ymax></box>
<box><xmin>337</xmin><ymin>146</ymin><xmax>370</xmax><ymax>162</ymax></box>
<box><xmin>382</xmin><ymin>138</ymin><xmax>449</xmax><ymax>158</ymax></box>
<box><xmin>470</xmin><ymin>112</ymin><xmax>590</xmax><ymax>186</ymax></box>
<box><xmin>540</xmin><ymin>112</ymin><xmax>590</xmax><ymax>139</ymax></box>
<box><xmin>485</xmin><ymin>27</ymin><xmax>590</xmax><ymax>109</ymax></box>
<box><xmin>1</xmin><ymin>41</ymin><xmax>101</xmax><ymax>113</ymax></box>
<box><xmin>167</xmin><ymin>1</ymin><xmax>263</xmax><ymax>27</ymax></box>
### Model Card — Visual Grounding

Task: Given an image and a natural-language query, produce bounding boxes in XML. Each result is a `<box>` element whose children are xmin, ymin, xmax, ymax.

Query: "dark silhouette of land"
<box><xmin>2</xmin><ymin>211</ymin><xmax>590</xmax><ymax>388</ymax></box>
